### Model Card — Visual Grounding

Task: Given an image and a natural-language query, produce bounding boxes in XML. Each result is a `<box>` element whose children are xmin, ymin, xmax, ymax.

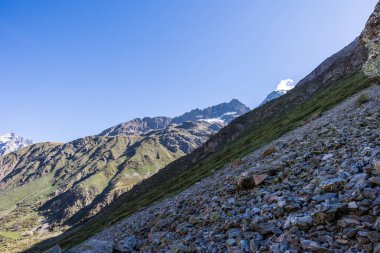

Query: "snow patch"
<box><xmin>222</xmin><ymin>112</ymin><xmax>237</xmax><ymax>116</ymax></box>
<box><xmin>202</xmin><ymin>118</ymin><xmax>225</xmax><ymax>124</ymax></box>
<box><xmin>276</xmin><ymin>79</ymin><xmax>295</xmax><ymax>92</ymax></box>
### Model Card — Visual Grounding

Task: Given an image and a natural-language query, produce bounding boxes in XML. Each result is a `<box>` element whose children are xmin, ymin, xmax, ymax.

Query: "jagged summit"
<box><xmin>100</xmin><ymin>99</ymin><xmax>250</xmax><ymax>137</ymax></box>
<box><xmin>0</xmin><ymin>132</ymin><xmax>33</xmax><ymax>156</ymax></box>
<box><xmin>173</xmin><ymin>99</ymin><xmax>250</xmax><ymax>125</ymax></box>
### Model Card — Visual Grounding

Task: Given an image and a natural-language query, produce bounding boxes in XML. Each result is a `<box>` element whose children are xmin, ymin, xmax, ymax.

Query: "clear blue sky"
<box><xmin>0</xmin><ymin>0</ymin><xmax>377</xmax><ymax>142</ymax></box>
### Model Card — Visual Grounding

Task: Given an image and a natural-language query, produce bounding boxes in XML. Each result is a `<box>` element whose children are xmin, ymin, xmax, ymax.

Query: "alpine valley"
<box><xmin>1</xmin><ymin>2</ymin><xmax>380</xmax><ymax>253</ymax></box>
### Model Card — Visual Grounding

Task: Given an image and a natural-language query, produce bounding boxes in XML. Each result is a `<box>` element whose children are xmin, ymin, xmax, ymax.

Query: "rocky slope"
<box><xmin>99</xmin><ymin>99</ymin><xmax>250</xmax><ymax>137</ymax></box>
<box><xmin>0</xmin><ymin>133</ymin><xmax>33</xmax><ymax>157</ymax></box>
<box><xmin>31</xmin><ymin>2</ymin><xmax>380</xmax><ymax>252</ymax></box>
<box><xmin>70</xmin><ymin>85</ymin><xmax>380</xmax><ymax>253</ymax></box>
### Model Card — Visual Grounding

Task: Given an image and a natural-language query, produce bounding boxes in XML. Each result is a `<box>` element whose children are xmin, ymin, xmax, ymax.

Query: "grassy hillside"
<box><xmin>0</xmin><ymin>121</ymin><xmax>219</xmax><ymax>252</ymax></box>
<box><xmin>33</xmin><ymin>71</ymin><xmax>373</xmax><ymax>251</ymax></box>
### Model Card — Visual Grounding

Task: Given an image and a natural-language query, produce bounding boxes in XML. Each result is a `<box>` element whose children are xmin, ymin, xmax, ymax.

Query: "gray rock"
<box><xmin>252</xmin><ymin>222</ymin><xmax>282</xmax><ymax>235</ymax></box>
<box><xmin>300</xmin><ymin>239</ymin><xmax>330</xmax><ymax>252</ymax></box>
<box><xmin>284</xmin><ymin>215</ymin><xmax>313</xmax><ymax>229</ymax></box>
<box><xmin>113</xmin><ymin>236</ymin><xmax>137</xmax><ymax>253</ymax></box>
<box><xmin>227</xmin><ymin>228</ymin><xmax>241</xmax><ymax>238</ymax></box>
<box><xmin>319</xmin><ymin>178</ymin><xmax>346</xmax><ymax>192</ymax></box>
<box><xmin>77</xmin><ymin>239</ymin><xmax>113</xmax><ymax>253</ymax></box>
<box><xmin>312</xmin><ymin>193</ymin><xmax>338</xmax><ymax>202</ymax></box>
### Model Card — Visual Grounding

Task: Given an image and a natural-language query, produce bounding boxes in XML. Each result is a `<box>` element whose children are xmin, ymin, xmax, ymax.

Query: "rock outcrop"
<box><xmin>361</xmin><ymin>1</ymin><xmax>380</xmax><ymax>79</ymax></box>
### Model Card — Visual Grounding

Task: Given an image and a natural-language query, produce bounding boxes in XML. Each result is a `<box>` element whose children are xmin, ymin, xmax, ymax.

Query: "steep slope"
<box><xmin>0</xmin><ymin>133</ymin><xmax>33</xmax><ymax>157</ymax></box>
<box><xmin>31</xmin><ymin>3</ymin><xmax>379</xmax><ymax>252</ymax></box>
<box><xmin>99</xmin><ymin>99</ymin><xmax>250</xmax><ymax>137</ymax></box>
<box><xmin>70</xmin><ymin>85</ymin><xmax>380</xmax><ymax>253</ymax></box>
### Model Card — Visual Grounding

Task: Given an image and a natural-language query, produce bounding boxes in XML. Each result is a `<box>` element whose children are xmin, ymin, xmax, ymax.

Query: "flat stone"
<box><xmin>348</xmin><ymin>201</ymin><xmax>358</xmax><ymax>210</ymax></box>
<box><xmin>322</xmin><ymin>153</ymin><xmax>334</xmax><ymax>161</ymax></box>
<box><xmin>369</xmin><ymin>176</ymin><xmax>380</xmax><ymax>185</ymax></box>
<box><xmin>319</xmin><ymin>178</ymin><xmax>346</xmax><ymax>192</ymax></box>
<box><xmin>300</xmin><ymin>239</ymin><xmax>330</xmax><ymax>252</ymax></box>
<box><xmin>312</xmin><ymin>193</ymin><xmax>338</xmax><ymax>202</ymax></box>
<box><xmin>227</xmin><ymin>228</ymin><xmax>241</xmax><ymax>238</ymax></box>
<box><xmin>78</xmin><ymin>239</ymin><xmax>113</xmax><ymax>253</ymax></box>
<box><xmin>253</xmin><ymin>174</ymin><xmax>268</xmax><ymax>186</ymax></box>
<box><xmin>252</xmin><ymin>223</ymin><xmax>282</xmax><ymax>235</ymax></box>
<box><xmin>284</xmin><ymin>215</ymin><xmax>313</xmax><ymax>229</ymax></box>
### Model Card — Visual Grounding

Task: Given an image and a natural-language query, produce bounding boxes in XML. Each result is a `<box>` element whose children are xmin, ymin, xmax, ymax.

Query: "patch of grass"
<box><xmin>0</xmin><ymin>174</ymin><xmax>56</xmax><ymax>213</ymax></box>
<box><xmin>231</xmin><ymin>159</ymin><xmax>245</xmax><ymax>169</ymax></box>
<box><xmin>0</xmin><ymin>231</ymin><xmax>21</xmax><ymax>240</ymax></box>
<box><xmin>357</xmin><ymin>93</ymin><xmax>370</xmax><ymax>105</ymax></box>
<box><xmin>30</xmin><ymin>72</ymin><xmax>373</xmax><ymax>251</ymax></box>
<box><xmin>262</xmin><ymin>146</ymin><xmax>277</xmax><ymax>157</ymax></box>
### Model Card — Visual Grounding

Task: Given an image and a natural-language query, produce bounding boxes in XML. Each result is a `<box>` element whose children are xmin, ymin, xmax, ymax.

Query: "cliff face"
<box><xmin>361</xmin><ymin>1</ymin><xmax>380</xmax><ymax>79</ymax></box>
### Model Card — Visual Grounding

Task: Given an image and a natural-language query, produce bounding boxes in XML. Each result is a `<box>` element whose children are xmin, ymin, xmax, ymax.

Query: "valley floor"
<box><xmin>68</xmin><ymin>85</ymin><xmax>380</xmax><ymax>252</ymax></box>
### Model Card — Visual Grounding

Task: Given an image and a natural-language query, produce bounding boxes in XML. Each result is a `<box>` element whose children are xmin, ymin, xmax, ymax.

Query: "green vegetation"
<box><xmin>0</xmin><ymin>175</ymin><xmax>56</xmax><ymax>252</ymax></box>
<box><xmin>0</xmin><ymin>231</ymin><xmax>21</xmax><ymax>240</ymax></box>
<box><xmin>38</xmin><ymin>72</ymin><xmax>371</xmax><ymax>250</ymax></box>
<box><xmin>0</xmin><ymin>174</ymin><xmax>56</xmax><ymax>214</ymax></box>
<box><xmin>357</xmin><ymin>93</ymin><xmax>370</xmax><ymax>105</ymax></box>
<box><xmin>262</xmin><ymin>146</ymin><xmax>277</xmax><ymax>157</ymax></box>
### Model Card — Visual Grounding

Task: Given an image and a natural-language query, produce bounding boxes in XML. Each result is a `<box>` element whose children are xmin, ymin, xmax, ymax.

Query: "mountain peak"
<box><xmin>172</xmin><ymin>99</ymin><xmax>250</xmax><ymax>125</ymax></box>
<box><xmin>259</xmin><ymin>79</ymin><xmax>295</xmax><ymax>106</ymax></box>
<box><xmin>275</xmin><ymin>79</ymin><xmax>295</xmax><ymax>92</ymax></box>
<box><xmin>100</xmin><ymin>100</ymin><xmax>251</xmax><ymax>137</ymax></box>
<box><xmin>0</xmin><ymin>133</ymin><xmax>33</xmax><ymax>156</ymax></box>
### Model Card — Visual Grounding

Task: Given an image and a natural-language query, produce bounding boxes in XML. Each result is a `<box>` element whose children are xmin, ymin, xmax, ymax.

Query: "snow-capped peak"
<box><xmin>276</xmin><ymin>79</ymin><xmax>295</xmax><ymax>92</ymax></box>
<box><xmin>0</xmin><ymin>133</ymin><xmax>33</xmax><ymax>156</ymax></box>
<box><xmin>259</xmin><ymin>79</ymin><xmax>296</xmax><ymax>106</ymax></box>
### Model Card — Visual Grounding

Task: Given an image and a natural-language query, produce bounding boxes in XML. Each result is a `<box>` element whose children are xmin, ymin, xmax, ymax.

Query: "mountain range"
<box><xmin>25</xmin><ymin>2</ymin><xmax>379</xmax><ymax>252</ymax></box>
<box><xmin>1</xmin><ymin>2</ymin><xmax>379</xmax><ymax>252</ymax></box>
<box><xmin>99</xmin><ymin>98</ymin><xmax>250</xmax><ymax>137</ymax></box>
<box><xmin>0</xmin><ymin>99</ymin><xmax>250</xmax><ymax>252</ymax></box>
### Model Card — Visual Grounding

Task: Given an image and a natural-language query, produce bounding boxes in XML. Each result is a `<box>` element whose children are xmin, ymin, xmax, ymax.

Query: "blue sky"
<box><xmin>0</xmin><ymin>0</ymin><xmax>377</xmax><ymax>142</ymax></box>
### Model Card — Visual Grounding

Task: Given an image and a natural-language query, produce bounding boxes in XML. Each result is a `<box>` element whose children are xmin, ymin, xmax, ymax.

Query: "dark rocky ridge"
<box><xmin>172</xmin><ymin>99</ymin><xmax>250</xmax><ymax>125</ymax></box>
<box><xmin>99</xmin><ymin>99</ymin><xmax>250</xmax><ymax>137</ymax></box>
